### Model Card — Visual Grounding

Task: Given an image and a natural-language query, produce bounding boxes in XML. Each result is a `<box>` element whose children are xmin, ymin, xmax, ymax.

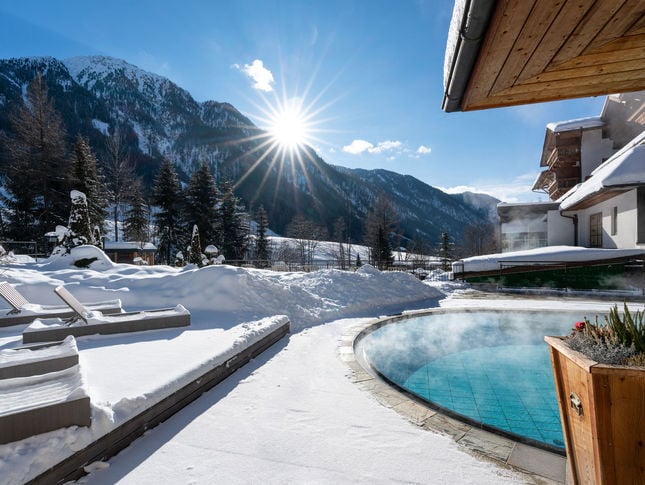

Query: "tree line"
<box><xmin>0</xmin><ymin>73</ymin><xmax>257</xmax><ymax>265</ymax></box>
<box><xmin>0</xmin><ymin>74</ymin><xmax>497</xmax><ymax>267</ymax></box>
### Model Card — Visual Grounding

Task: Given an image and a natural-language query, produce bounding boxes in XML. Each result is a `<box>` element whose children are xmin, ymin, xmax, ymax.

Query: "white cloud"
<box><xmin>237</xmin><ymin>59</ymin><xmax>274</xmax><ymax>92</ymax></box>
<box><xmin>416</xmin><ymin>145</ymin><xmax>432</xmax><ymax>154</ymax></box>
<box><xmin>342</xmin><ymin>139</ymin><xmax>374</xmax><ymax>154</ymax></box>
<box><xmin>342</xmin><ymin>139</ymin><xmax>403</xmax><ymax>155</ymax></box>
<box><xmin>369</xmin><ymin>140</ymin><xmax>402</xmax><ymax>154</ymax></box>
<box><xmin>436</xmin><ymin>172</ymin><xmax>551</xmax><ymax>203</ymax></box>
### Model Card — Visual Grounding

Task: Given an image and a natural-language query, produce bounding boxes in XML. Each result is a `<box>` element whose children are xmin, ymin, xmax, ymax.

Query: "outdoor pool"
<box><xmin>358</xmin><ymin>310</ymin><xmax>589</xmax><ymax>452</ymax></box>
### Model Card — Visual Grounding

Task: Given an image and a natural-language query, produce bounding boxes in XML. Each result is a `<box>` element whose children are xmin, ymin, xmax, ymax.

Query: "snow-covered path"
<box><xmin>82</xmin><ymin>317</ymin><xmax>522</xmax><ymax>484</ymax></box>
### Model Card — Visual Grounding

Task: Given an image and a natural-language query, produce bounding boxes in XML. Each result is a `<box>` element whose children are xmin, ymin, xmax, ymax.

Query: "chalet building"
<box><xmin>103</xmin><ymin>241</ymin><xmax>156</xmax><ymax>265</ymax></box>
<box><xmin>498</xmin><ymin>91</ymin><xmax>645</xmax><ymax>252</ymax></box>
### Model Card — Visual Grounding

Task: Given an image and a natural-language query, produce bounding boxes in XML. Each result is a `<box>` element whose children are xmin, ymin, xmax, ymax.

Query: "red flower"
<box><xmin>575</xmin><ymin>321</ymin><xmax>586</xmax><ymax>331</ymax></box>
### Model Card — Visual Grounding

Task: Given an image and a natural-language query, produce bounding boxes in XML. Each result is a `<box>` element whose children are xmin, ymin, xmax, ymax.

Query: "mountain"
<box><xmin>0</xmin><ymin>55</ymin><xmax>498</xmax><ymax>247</ymax></box>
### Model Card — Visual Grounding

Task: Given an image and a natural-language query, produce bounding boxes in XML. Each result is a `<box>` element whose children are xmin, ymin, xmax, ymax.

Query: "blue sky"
<box><xmin>0</xmin><ymin>0</ymin><xmax>606</xmax><ymax>202</ymax></box>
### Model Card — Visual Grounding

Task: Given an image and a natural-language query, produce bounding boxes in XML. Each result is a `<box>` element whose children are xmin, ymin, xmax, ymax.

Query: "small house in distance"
<box><xmin>103</xmin><ymin>241</ymin><xmax>156</xmax><ymax>265</ymax></box>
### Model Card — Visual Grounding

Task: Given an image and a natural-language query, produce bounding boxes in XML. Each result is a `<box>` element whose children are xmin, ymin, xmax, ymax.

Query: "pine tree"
<box><xmin>71</xmin><ymin>135</ymin><xmax>108</xmax><ymax>233</ymax></box>
<box><xmin>5</xmin><ymin>73</ymin><xmax>69</xmax><ymax>238</ymax></box>
<box><xmin>365</xmin><ymin>193</ymin><xmax>395</xmax><ymax>269</ymax></box>
<box><xmin>2</xmin><ymin>156</ymin><xmax>39</xmax><ymax>240</ymax></box>
<box><xmin>255</xmin><ymin>205</ymin><xmax>270</xmax><ymax>268</ymax></box>
<box><xmin>438</xmin><ymin>231</ymin><xmax>455</xmax><ymax>271</ymax></box>
<box><xmin>62</xmin><ymin>190</ymin><xmax>93</xmax><ymax>252</ymax></box>
<box><xmin>184</xmin><ymin>162</ymin><xmax>218</xmax><ymax>248</ymax></box>
<box><xmin>152</xmin><ymin>160</ymin><xmax>183</xmax><ymax>264</ymax></box>
<box><xmin>216</xmin><ymin>180</ymin><xmax>246</xmax><ymax>260</ymax></box>
<box><xmin>187</xmin><ymin>224</ymin><xmax>203</xmax><ymax>266</ymax></box>
<box><xmin>123</xmin><ymin>179</ymin><xmax>149</xmax><ymax>245</ymax></box>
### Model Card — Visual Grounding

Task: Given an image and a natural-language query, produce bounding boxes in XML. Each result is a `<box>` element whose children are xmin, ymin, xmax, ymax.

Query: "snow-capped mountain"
<box><xmin>0</xmin><ymin>55</ymin><xmax>498</xmax><ymax>245</ymax></box>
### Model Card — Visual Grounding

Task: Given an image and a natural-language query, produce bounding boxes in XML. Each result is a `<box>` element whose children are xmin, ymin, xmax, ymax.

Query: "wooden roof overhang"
<box><xmin>443</xmin><ymin>0</ymin><xmax>645</xmax><ymax>112</ymax></box>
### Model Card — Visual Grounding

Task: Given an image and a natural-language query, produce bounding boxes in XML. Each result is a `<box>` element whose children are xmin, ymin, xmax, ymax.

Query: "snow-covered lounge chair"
<box><xmin>0</xmin><ymin>281</ymin><xmax>122</xmax><ymax>327</ymax></box>
<box><xmin>0</xmin><ymin>336</ymin><xmax>79</xmax><ymax>380</ymax></box>
<box><xmin>0</xmin><ymin>362</ymin><xmax>90</xmax><ymax>444</ymax></box>
<box><xmin>22</xmin><ymin>285</ymin><xmax>191</xmax><ymax>343</ymax></box>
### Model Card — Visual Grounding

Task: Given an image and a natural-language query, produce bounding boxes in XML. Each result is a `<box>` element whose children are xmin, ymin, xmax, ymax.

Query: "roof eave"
<box><xmin>442</xmin><ymin>0</ymin><xmax>497</xmax><ymax>113</ymax></box>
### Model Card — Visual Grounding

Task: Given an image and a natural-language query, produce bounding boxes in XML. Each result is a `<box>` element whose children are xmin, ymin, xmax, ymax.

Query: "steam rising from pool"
<box><xmin>360</xmin><ymin>310</ymin><xmax>589</xmax><ymax>451</ymax></box>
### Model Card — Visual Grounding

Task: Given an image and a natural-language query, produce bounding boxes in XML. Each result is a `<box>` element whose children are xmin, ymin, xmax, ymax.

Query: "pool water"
<box><xmin>361</xmin><ymin>311</ymin><xmax>583</xmax><ymax>451</ymax></box>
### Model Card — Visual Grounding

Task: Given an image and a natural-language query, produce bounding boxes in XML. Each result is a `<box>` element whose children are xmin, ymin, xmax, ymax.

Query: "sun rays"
<box><xmin>228</xmin><ymin>80</ymin><xmax>341</xmax><ymax>212</ymax></box>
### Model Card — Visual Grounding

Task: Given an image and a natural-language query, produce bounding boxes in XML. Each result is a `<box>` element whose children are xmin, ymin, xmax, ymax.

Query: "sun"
<box><xmin>269</xmin><ymin>106</ymin><xmax>309</xmax><ymax>150</ymax></box>
<box><xmin>267</xmin><ymin>100</ymin><xmax>310</xmax><ymax>151</ymax></box>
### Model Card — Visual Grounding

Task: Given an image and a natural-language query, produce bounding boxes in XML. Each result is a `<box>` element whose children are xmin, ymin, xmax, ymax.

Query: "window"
<box><xmin>611</xmin><ymin>206</ymin><xmax>617</xmax><ymax>235</ymax></box>
<box><xmin>590</xmin><ymin>212</ymin><xmax>602</xmax><ymax>247</ymax></box>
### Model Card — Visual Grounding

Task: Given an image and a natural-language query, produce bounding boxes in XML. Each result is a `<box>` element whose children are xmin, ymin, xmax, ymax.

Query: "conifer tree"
<box><xmin>187</xmin><ymin>224</ymin><xmax>203</xmax><ymax>266</ymax></box>
<box><xmin>5</xmin><ymin>73</ymin><xmax>69</xmax><ymax>238</ymax></box>
<box><xmin>152</xmin><ymin>160</ymin><xmax>183</xmax><ymax>264</ymax></box>
<box><xmin>184</xmin><ymin>162</ymin><xmax>218</xmax><ymax>248</ymax></box>
<box><xmin>216</xmin><ymin>180</ymin><xmax>246</xmax><ymax>260</ymax></box>
<box><xmin>255</xmin><ymin>205</ymin><xmax>270</xmax><ymax>268</ymax></box>
<box><xmin>123</xmin><ymin>179</ymin><xmax>149</xmax><ymax>246</ymax></box>
<box><xmin>71</xmin><ymin>135</ymin><xmax>108</xmax><ymax>232</ymax></box>
<box><xmin>365</xmin><ymin>193</ymin><xmax>395</xmax><ymax>269</ymax></box>
<box><xmin>62</xmin><ymin>190</ymin><xmax>93</xmax><ymax>252</ymax></box>
<box><xmin>2</xmin><ymin>157</ymin><xmax>39</xmax><ymax>240</ymax></box>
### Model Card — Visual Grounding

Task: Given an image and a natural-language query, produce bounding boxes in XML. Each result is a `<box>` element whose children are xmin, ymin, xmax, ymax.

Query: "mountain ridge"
<box><xmin>0</xmin><ymin>55</ymin><xmax>498</xmax><ymax>248</ymax></box>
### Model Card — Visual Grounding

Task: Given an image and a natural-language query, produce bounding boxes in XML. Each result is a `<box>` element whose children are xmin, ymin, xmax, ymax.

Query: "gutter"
<box><xmin>560</xmin><ymin>210</ymin><xmax>578</xmax><ymax>246</ymax></box>
<box><xmin>442</xmin><ymin>0</ymin><xmax>497</xmax><ymax>113</ymax></box>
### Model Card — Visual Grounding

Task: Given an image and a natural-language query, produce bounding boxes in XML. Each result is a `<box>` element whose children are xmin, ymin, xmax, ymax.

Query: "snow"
<box><xmin>103</xmin><ymin>241</ymin><xmax>156</xmax><ymax>251</ymax></box>
<box><xmin>560</xmin><ymin>143</ymin><xmax>645</xmax><ymax>210</ymax></box>
<box><xmin>546</xmin><ymin>116</ymin><xmax>604</xmax><ymax>133</ymax></box>
<box><xmin>0</xmin><ymin>365</ymin><xmax>87</xmax><ymax>417</ymax></box>
<box><xmin>0</xmin><ymin>243</ymin><xmax>623</xmax><ymax>483</ymax></box>
<box><xmin>455</xmin><ymin>245</ymin><xmax>644</xmax><ymax>273</ymax></box>
<box><xmin>0</xmin><ymin>335</ymin><xmax>77</xmax><ymax>369</ymax></box>
<box><xmin>443</xmin><ymin>0</ymin><xmax>466</xmax><ymax>90</ymax></box>
<box><xmin>91</xmin><ymin>119</ymin><xmax>109</xmax><ymax>135</ymax></box>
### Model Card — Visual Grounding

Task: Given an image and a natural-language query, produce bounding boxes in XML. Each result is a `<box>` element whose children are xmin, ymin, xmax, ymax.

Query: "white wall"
<box><xmin>580</xmin><ymin>128</ymin><xmax>615</xmax><ymax>179</ymax></box>
<box><xmin>573</xmin><ymin>190</ymin><xmax>639</xmax><ymax>249</ymax></box>
<box><xmin>547</xmin><ymin>210</ymin><xmax>575</xmax><ymax>245</ymax></box>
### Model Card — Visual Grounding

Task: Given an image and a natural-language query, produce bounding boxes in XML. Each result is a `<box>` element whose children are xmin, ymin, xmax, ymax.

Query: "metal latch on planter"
<box><xmin>570</xmin><ymin>392</ymin><xmax>583</xmax><ymax>416</ymax></box>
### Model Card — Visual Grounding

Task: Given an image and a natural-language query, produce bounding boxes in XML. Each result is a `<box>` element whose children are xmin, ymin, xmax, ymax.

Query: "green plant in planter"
<box><xmin>567</xmin><ymin>302</ymin><xmax>645</xmax><ymax>366</ymax></box>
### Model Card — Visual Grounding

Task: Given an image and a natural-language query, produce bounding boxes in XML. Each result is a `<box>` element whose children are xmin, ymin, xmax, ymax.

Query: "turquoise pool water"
<box><xmin>361</xmin><ymin>310</ymin><xmax>581</xmax><ymax>452</ymax></box>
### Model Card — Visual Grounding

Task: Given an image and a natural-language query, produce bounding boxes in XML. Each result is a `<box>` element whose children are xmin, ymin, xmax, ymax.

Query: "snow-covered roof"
<box><xmin>560</xmin><ymin>136</ymin><xmax>645</xmax><ymax>210</ymax></box>
<box><xmin>546</xmin><ymin>116</ymin><xmax>604</xmax><ymax>133</ymax></box>
<box><xmin>456</xmin><ymin>245</ymin><xmax>644</xmax><ymax>273</ymax></box>
<box><xmin>103</xmin><ymin>241</ymin><xmax>156</xmax><ymax>251</ymax></box>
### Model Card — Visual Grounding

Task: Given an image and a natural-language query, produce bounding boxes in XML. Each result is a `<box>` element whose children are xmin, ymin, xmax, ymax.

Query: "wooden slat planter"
<box><xmin>545</xmin><ymin>336</ymin><xmax>645</xmax><ymax>485</ymax></box>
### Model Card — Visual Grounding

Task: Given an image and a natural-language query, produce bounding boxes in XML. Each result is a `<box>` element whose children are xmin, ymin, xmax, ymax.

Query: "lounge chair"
<box><xmin>0</xmin><ymin>282</ymin><xmax>122</xmax><ymax>327</ymax></box>
<box><xmin>22</xmin><ymin>285</ymin><xmax>190</xmax><ymax>343</ymax></box>
<box><xmin>0</xmin><ymin>336</ymin><xmax>79</xmax><ymax>380</ymax></box>
<box><xmin>0</xmin><ymin>363</ymin><xmax>90</xmax><ymax>444</ymax></box>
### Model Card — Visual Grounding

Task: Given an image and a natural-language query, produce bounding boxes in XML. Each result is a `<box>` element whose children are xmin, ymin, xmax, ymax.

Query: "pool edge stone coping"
<box><xmin>340</xmin><ymin>313</ymin><xmax>567</xmax><ymax>485</ymax></box>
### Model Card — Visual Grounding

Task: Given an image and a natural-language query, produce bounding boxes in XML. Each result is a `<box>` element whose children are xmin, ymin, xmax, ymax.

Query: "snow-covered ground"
<box><xmin>0</xmin><ymin>246</ymin><xmax>621</xmax><ymax>484</ymax></box>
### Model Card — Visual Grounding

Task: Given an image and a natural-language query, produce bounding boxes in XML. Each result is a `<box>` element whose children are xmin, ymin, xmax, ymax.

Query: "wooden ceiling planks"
<box><xmin>459</xmin><ymin>0</ymin><xmax>645</xmax><ymax>111</ymax></box>
<box><xmin>516</xmin><ymin>0</ymin><xmax>596</xmax><ymax>84</ymax></box>
<box><xmin>461</xmin><ymin>0</ymin><xmax>533</xmax><ymax>108</ymax></box>
<box><xmin>490</xmin><ymin>0</ymin><xmax>564</xmax><ymax>93</ymax></box>
<box><xmin>586</xmin><ymin>0</ymin><xmax>645</xmax><ymax>52</ymax></box>
<box><xmin>550</xmin><ymin>1</ymin><xmax>627</xmax><ymax>65</ymax></box>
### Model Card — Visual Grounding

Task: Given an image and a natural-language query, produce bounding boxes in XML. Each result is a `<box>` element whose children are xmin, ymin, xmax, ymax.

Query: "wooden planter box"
<box><xmin>545</xmin><ymin>336</ymin><xmax>645</xmax><ymax>485</ymax></box>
